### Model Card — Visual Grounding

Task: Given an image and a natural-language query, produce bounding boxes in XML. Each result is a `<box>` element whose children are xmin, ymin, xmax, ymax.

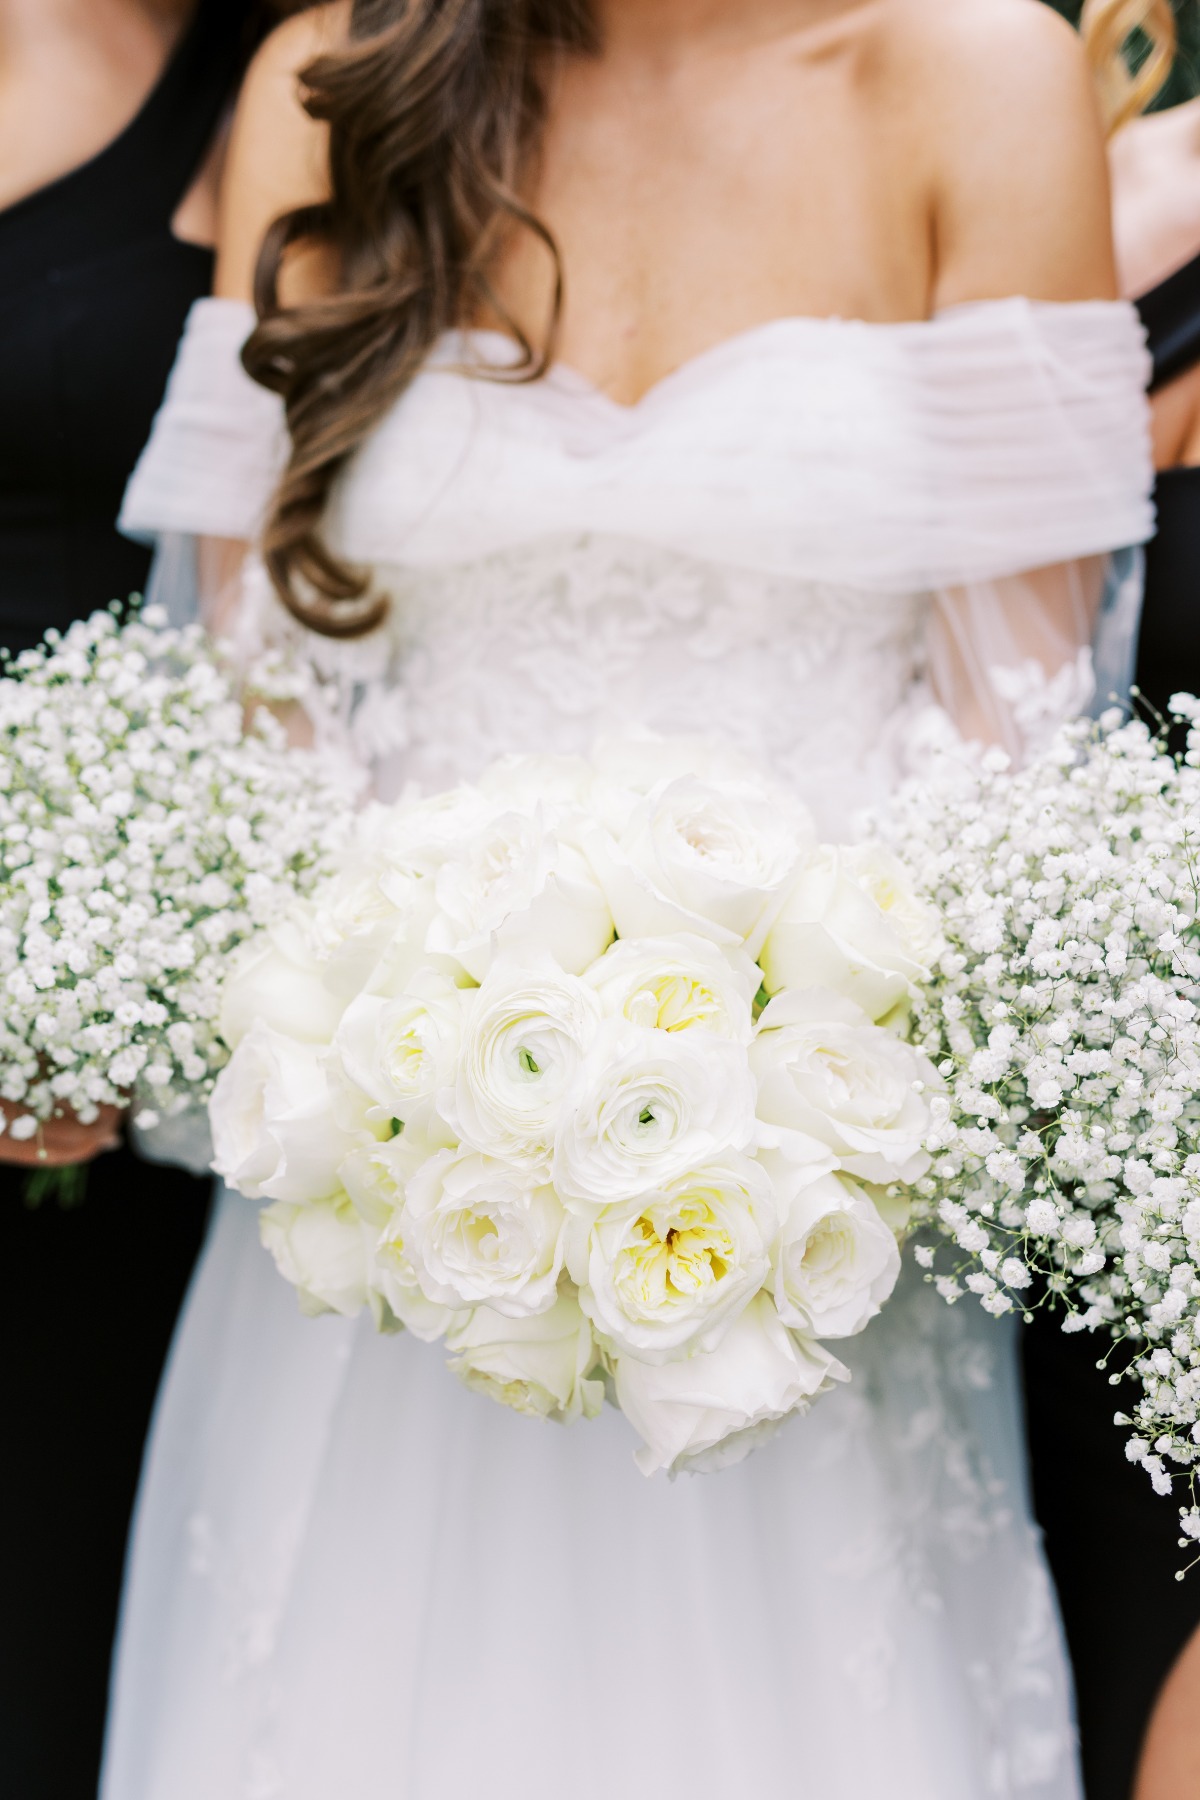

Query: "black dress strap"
<box><xmin>0</xmin><ymin>0</ymin><xmax>248</xmax><ymax>278</ymax></box>
<box><xmin>1136</xmin><ymin>243</ymin><xmax>1200</xmax><ymax>392</ymax></box>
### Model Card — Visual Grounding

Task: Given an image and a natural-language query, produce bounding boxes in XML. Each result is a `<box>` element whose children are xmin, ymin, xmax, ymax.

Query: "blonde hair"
<box><xmin>1081</xmin><ymin>0</ymin><xmax>1176</xmax><ymax>133</ymax></box>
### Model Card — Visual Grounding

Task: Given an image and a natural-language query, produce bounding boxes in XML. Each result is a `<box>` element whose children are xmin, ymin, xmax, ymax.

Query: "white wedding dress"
<box><xmin>103</xmin><ymin>296</ymin><xmax>1152</xmax><ymax>1800</ymax></box>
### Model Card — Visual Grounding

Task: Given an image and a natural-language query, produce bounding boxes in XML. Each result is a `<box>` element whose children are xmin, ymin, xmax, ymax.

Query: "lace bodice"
<box><xmin>123</xmin><ymin>296</ymin><xmax>1153</xmax><ymax>820</ymax></box>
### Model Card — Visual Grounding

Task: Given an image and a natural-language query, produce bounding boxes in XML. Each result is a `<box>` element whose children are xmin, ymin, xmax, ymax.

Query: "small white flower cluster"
<box><xmin>892</xmin><ymin>703</ymin><xmax>1200</xmax><ymax>1552</ymax></box>
<box><xmin>0</xmin><ymin>606</ymin><xmax>353</xmax><ymax>1145</ymax></box>
<box><xmin>211</xmin><ymin>737</ymin><xmax>942</xmax><ymax>1476</ymax></box>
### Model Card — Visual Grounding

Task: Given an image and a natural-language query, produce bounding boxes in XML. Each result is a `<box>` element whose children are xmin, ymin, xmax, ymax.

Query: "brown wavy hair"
<box><xmin>1080</xmin><ymin>0</ymin><xmax>1176</xmax><ymax>133</ymax></box>
<box><xmin>242</xmin><ymin>0</ymin><xmax>598</xmax><ymax>638</ymax></box>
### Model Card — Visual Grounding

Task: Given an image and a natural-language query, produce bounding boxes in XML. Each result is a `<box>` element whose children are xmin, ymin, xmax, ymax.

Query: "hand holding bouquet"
<box><xmin>213</xmin><ymin>737</ymin><xmax>943</xmax><ymax>1475</ymax></box>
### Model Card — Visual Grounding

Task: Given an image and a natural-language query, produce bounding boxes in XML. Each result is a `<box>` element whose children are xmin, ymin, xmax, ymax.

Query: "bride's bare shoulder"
<box><xmin>871</xmin><ymin>0</ymin><xmax>1116</xmax><ymax>304</ymax></box>
<box><xmin>214</xmin><ymin>2</ymin><xmax>351</xmax><ymax>302</ymax></box>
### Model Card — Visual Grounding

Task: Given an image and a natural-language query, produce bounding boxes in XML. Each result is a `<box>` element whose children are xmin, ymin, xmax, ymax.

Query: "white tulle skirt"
<box><xmin>101</xmin><ymin>1186</ymin><xmax>1082</xmax><ymax>1800</ymax></box>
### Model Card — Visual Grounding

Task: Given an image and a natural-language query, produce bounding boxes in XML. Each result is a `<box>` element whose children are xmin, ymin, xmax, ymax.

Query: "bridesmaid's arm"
<box><xmin>213</xmin><ymin>2</ymin><xmax>344</xmax><ymax>306</ymax></box>
<box><xmin>1136</xmin><ymin>1621</ymin><xmax>1200</xmax><ymax>1798</ymax></box>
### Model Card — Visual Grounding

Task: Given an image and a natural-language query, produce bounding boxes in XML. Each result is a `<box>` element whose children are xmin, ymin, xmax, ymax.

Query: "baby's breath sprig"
<box><xmin>0</xmin><ymin>603</ymin><xmax>356</xmax><ymax>1179</ymax></box>
<box><xmin>892</xmin><ymin>703</ymin><xmax>1200</xmax><ymax>1561</ymax></box>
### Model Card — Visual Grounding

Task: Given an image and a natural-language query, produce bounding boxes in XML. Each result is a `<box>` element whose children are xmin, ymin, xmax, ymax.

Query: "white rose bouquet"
<box><xmin>0</xmin><ymin>605</ymin><xmax>353</xmax><ymax>1190</ymax></box>
<box><xmin>213</xmin><ymin>736</ymin><xmax>942</xmax><ymax>1475</ymax></box>
<box><xmin>892</xmin><ymin>704</ymin><xmax>1200</xmax><ymax>1554</ymax></box>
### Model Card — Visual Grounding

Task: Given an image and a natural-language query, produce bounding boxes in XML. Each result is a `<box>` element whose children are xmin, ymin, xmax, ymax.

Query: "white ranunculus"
<box><xmin>210</xmin><ymin>1024</ymin><xmax>378</xmax><ymax>1203</ymax></box>
<box><xmin>447</xmin><ymin>957</ymin><xmax>602</xmax><ymax>1174</ymax></box>
<box><xmin>259</xmin><ymin>1192</ymin><xmax>371</xmax><ymax>1319</ymax></box>
<box><xmin>554</xmin><ymin>1020</ymin><xmax>758</xmax><ymax>1214</ymax></box>
<box><xmin>445</xmin><ymin>1291</ymin><xmax>605</xmax><ymax>1422</ymax></box>
<box><xmin>751</xmin><ymin>988</ymin><xmax>936</xmax><ymax>1185</ymax></box>
<box><xmin>615</xmin><ymin>1294</ymin><xmax>847</xmax><ymax>1476</ymax></box>
<box><xmin>576</xmin><ymin>1153</ymin><xmax>776</xmax><ymax>1362</ymax></box>
<box><xmin>583</xmin><ymin>933</ymin><xmax>758</xmax><ymax>1042</ymax></box>
<box><xmin>770</xmin><ymin>1167</ymin><xmax>901</xmax><ymax>1337</ymax></box>
<box><xmin>425</xmin><ymin>807</ymin><xmax>613</xmax><ymax>982</ymax></box>
<box><xmin>584</xmin><ymin>773</ymin><xmax>812</xmax><ymax>955</ymax></box>
<box><xmin>218</xmin><ymin>913</ymin><xmax>344</xmax><ymax>1050</ymax></box>
<box><xmin>334</xmin><ymin>970</ymin><xmax>470</xmax><ymax>1133</ymax></box>
<box><xmin>759</xmin><ymin>844</ymin><xmax>942</xmax><ymax>1023</ymax></box>
<box><xmin>401</xmin><ymin>1146</ymin><xmax>567</xmax><ymax>1317</ymax></box>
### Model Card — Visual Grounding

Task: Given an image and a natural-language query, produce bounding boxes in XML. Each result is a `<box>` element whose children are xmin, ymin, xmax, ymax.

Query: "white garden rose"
<box><xmin>770</xmin><ymin>1167</ymin><xmax>901</xmax><ymax>1337</ymax></box>
<box><xmin>339</xmin><ymin>1133</ymin><xmax>416</xmax><ymax>1225</ymax></box>
<box><xmin>575</xmin><ymin>1153</ymin><xmax>776</xmax><ymax>1362</ymax></box>
<box><xmin>259</xmin><ymin>1192</ymin><xmax>371</xmax><ymax>1319</ymax></box>
<box><xmin>447</xmin><ymin>957</ymin><xmax>602</xmax><ymax>1174</ymax></box>
<box><xmin>584</xmin><ymin>773</ymin><xmax>812</xmax><ymax>954</ymax></box>
<box><xmin>210</xmin><ymin>1023</ymin><xmax>378</xmax><ymax>1203</ymax></box>
<box><xmin>751</xmin><ymin>988</ymin><xmax>936</xmax><ymax>1185</ymax></box>
<box><xmin>304</xmin><ymin>854</ymin><xmax>439</xmax><ymax>999</ymax></box>
<box><xmin>218</xmin><ymin>913</ymin><xmax>344</xmax><ymax>1050</ymax></box>
<box><xmin>591</xmin><ymin>732</ymin><xmax>782</xmax><ymax>810</ymax></box>
<box><xmin>356</xmin><ymin>786</ymin><xmax>495</xmax><ymax>873</ymax></box>
<box><xmin>759</xmin><ymin>844</ymin><xmax>941</xmax><ymax>1022</ymax></box>
<box><xmin>615</xmin><ymin>1294</ymin><xmax>847</xmax><ymax>1476</ymax></box>
<box><xmin>334</xmin><ymin>970</ymin><xmax>469</xmax><ymax>1133</ymax></box>
<box><xmin>401</xmin><ymin>1147</ymin><xmax>567</xmax><ymax>1317</ymax></box>
<box><xmin>425</xmin><ymin>807</ymin><xmax>613</xmax><ymax>981</ymax></box>
<box><xmin>583</xmin><ymin>933</ymin><xmax>757</xmax><ymax>1042</ymax></box>
<box><xmin>445</xmin><ymin>1291</ymin><xmax>605</xmax><ymax>1422</ymax></box>
<box><xmin>369</xmin><ymin>1187</ymin><xmax>464</xmax><ymax>1341</ymax></box>
<box><xmin>554</xmin><ymin>1020</ymin><xmax>757</xmax><ymax>1213</ymax></box>
<box><xmin>477</xmin><ymin>751</ymin><xmax>598</xmax><ymax>816</ymax></box>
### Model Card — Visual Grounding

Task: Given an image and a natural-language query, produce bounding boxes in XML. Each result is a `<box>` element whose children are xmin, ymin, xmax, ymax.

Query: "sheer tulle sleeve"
<box><xmin>924</xmin><ymin>548</ymin><xmax>1144</xmax><ymax>762</ymax></box>
<box><xmin>120</xmin><ymin>299</ymin><xmax>285</xmax><ymax>545</ymax></box>
<box><xmin>906</xmin><ymin>301</ymin><xmax>1153</xmax><ymax>760</ymax></box>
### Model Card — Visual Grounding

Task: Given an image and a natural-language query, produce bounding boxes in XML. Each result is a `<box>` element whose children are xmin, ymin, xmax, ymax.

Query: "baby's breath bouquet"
<box><xmin>0</xmin><ymin>604</ymin><xmax>354</xmax><ymax>1182</ymax></box>
<box><xmin>894</xmin><ymin>703</ymin><xmax>1200</xmax><ymax>1555</ymax></box>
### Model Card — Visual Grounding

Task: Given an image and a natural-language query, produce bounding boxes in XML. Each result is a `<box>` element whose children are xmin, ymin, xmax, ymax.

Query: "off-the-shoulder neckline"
<box><xmin>197</xmin><ymin>292</ymin><xmax>1141</xmax><ymax>417</ymax></box>
<box><xmin>431</xmin><ymin>298</ymin><xmax>1139</xmax><ymax>414</ymax></box>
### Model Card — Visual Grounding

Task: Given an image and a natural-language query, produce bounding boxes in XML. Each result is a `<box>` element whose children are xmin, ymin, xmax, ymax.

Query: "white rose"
<box><xmin>615</xmin><ymin>1294</ymin><xmax>847</xmax><ymax>1476</ymax></box>
<box><xmin>576</xmin><ymin>1153</ymin><xmax>775</xmax><ymax>1362</ymax></box>
<box><xmin>554</xmin><ymin>1021</ymin><xmax>757</xmax><ymax>1214</ymax></box>
<box><xmin>445</xmin><ymin>1291</ymin><xmax>605</xmax><ymax>1422</ymax></box>
<box><xmin>339</xmin><ymin>1132</ymin><xmax>418</xmax><ymax>1226</ymax></box>
<box><xmin>210</xmin><ymin>1024</ymin><xmax>378</xmax><ymax>1203</ymax></box>
<box><xmin>760</xmin><ymin>844</ymin><xmax>941</xmax><ymax>1022</ymax></box>
<box><xmin>751</xmin><ymin>988</ymin><xmax>936</xmax><ymax>1185</ymax></box>
<box><xmin>359</xmin><ymin>785</ymin><xmax>496</xmax><ymax>873</ymax></box>
<box><xmin>591</xmin><ymin>732</ymin><xmax>783</xmax><ymax>809</ymax></box>
<box><xmin>259</xmin><ymin>1192</ymin><xmax>371</xmax><ymax>1319</ymax></box>
<box><xmin>771</xmin><ymin>1167</ymin><xmax>900</xmax><ymax>1337</ymax></box>
<box><xmin>401</xmin><ymin>1147</ymin><xmax>567</xmax><ymax>1317</ymax></box>
<box><xmin>583</xmin><ymin>933</ymin><xmax>757</xmax><ymax>1042</ymax></box>
<box><xmin>584</xmin><ymin>774</ymin><xmax>811</xmax><ymax>955</ymax></box>
<box><xmin>426</xmin><ymin>807</ymin><xmax>613</xmax><ymax>981</ymax></box>
<box><xmin>341</xmin><ymin>1137</ymin><xmax>500</xmax><ymax>1339</ymax></box>
<box><xmin>477</xmin><ymin>751</ymin><xmax>597</xmax><ymax>816</ymax></box>
<box><xmin>218</xmin><ymin>914</ymin><xmax>344</xmax><ymax>1050</ymax></box>
<box><xmin>446</xmin><ymin>956</ymin><xmax>602</xmax><ymax>1174</ymax></box>
<box><xmin>334</xmin><ymin>969</ymin><xmax>469</xmax><ymax>1134</ymax></box>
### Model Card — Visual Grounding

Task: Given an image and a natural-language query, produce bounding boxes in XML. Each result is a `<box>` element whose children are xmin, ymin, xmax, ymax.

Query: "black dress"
<box><xmin>1021</xmin><ymin>255</ymin><xmax>1200</xmax><ymax>1800</ymax></box>
<box><xmin>0</xmin><ymin>8</ymin><xmax>248</xmax><ymax>1798</ymax></box>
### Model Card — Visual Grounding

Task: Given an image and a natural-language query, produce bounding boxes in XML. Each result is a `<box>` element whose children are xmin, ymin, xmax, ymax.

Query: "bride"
<box><xmin>104</xmin><ymin>1</ymin><xmax>1153</xmax><ymax>1795</ymax></box>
